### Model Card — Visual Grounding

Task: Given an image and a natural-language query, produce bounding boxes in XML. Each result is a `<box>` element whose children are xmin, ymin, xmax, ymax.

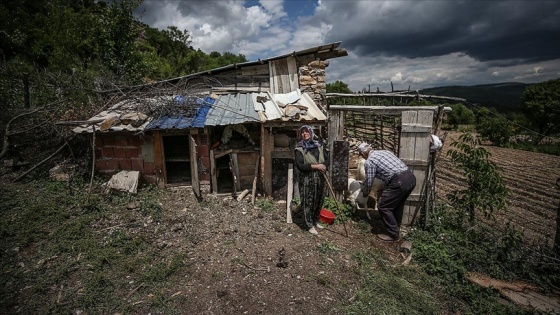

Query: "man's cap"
<box><xmin>357</xmin><ymin>142</ymin><xmax>371</xmax><ymax>153</ymax></box>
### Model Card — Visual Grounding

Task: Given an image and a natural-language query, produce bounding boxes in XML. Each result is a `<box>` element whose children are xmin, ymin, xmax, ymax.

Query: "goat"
<box><xmin>354</xmin><ymin>157</ymin><xmax>385</xmax><ymax>211</ymax></box>
<box><xmin>346</xmin><ymin>157</ymin><xmax>385</xmax><ymax>222</ymax></box>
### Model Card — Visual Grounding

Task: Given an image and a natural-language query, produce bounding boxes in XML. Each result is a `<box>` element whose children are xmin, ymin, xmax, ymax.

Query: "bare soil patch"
<box><xmin>117</xmin><ymin>186</ymin><xmax>402</xmax><ymax>315</ymax></box>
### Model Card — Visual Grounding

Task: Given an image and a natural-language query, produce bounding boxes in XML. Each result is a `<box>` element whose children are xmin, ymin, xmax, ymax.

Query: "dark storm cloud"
<box><xmin>322</xmin><ymin>0</ymin><xmax>560</xmax><ymax>63</ymax></box>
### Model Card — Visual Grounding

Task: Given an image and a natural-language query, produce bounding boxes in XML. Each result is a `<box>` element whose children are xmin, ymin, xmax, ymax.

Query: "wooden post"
<box><xmin>230</xmin><ymin>153</ymin><xmax>240</xmax><ymax>191</ymax></box>
<box><xmin>189</xmin><ymin>135</ymin><xmax>201</xmax><ymax>201</ymax></box>
<box><xmin>286</xmin><ymin>163</ymin><xmax>293</xmax><ymax>223</ymax></box>
<box><xmin>251</xmin><ymin>157</ymin><xmax>259</xmax><ymax>205</ymax></box>
<box><xmin>153</xmin><ymin>131</ymin><xmax>165</xmax><ymax>187</ymax></box>
<box><xmin>210</xmin><ymin>149</ymin><xmax>217</xmax><ymax>193</ymax></box>
<box><xmin>89</xmin><ymin>125</ymin><xmax>96</xmax><ymax>194</ymax></box>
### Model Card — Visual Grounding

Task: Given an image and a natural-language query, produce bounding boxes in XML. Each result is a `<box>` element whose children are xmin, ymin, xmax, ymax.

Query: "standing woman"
<box><xmin>294</xmin><ymin>125</ymin><xmax>328</xmax><ymax>235</ymax></box>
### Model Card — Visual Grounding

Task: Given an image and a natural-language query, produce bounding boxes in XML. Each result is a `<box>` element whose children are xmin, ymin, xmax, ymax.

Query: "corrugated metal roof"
<box><xmin>145</xmin><ymin>96</ymin><xmax>215</xmax><ymax>130</ymax></box>
<box><xmin>204</xmin><ymin>93</ymin><xmax>261</xmax><ymax>126</ymax></box>
<box><xmin>72</xmin><ymin>90</ymin><xmax>327</xmax><ymax>134</ymax></box>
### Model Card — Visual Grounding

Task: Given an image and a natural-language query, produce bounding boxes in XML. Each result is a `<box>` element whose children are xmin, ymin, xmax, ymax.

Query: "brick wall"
<box><xmin>95</xmin><ymin>133</ymin><xmax>158</xmax><ymax>184</ymax></box>
<box><xmin>95</xmin><ymin>131</ymin><xmax>211</xmax><ymax>185</ymax></box>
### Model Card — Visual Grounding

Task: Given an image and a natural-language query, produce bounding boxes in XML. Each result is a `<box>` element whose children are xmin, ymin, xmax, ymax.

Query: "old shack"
<box><xmin>72</xmin><ymin>42</ymin><xmax>348</xmax><ymax>198</ymax></box>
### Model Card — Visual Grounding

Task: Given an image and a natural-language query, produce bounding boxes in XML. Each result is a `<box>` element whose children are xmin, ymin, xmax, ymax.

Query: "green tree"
<box><xmin>520</xmin><ymin>78</ymin><xmax>560</xmax><ymax>143</ymax></box>
<box><xmin>477</xmin><ymin>115</ymin><xmax>514</xmax><ymax>147</ymax></box>
<box><xmin>326</xmin><ymin>80</ymin><xmax>352</xmax><ymax>93</ymax></box>
<box><xmin>447</xmin><ymin>133</ymin><xmax>509</xmax><ymax>224</ymax></box>
<box><xmin>446</xmin><ymin>103</ymin><xmax>475</xmax><ymax>130</ymax></box>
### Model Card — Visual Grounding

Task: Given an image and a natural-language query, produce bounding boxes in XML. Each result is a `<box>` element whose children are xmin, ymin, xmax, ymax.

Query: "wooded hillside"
<box><xmin>420</xmin><ymin>82</ymin><xmax>529</xmax><ymax>112</ymax></box>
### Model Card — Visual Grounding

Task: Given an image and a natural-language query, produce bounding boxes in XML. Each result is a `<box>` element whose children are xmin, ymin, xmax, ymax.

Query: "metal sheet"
<box><xmin>205</xmin><ymin>93</ymin><xmax>260</xmax><ymax>126</ymax></box>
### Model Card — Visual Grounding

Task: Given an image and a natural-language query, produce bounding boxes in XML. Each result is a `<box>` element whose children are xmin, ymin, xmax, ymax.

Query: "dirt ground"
<box><xmin>98</xmin><ymin>131</ymin><xmax>558</xmax><ymax>314</ymax></box>
<box><xmin>3</xmin><ymin>131</ymin><xmax>559</xmax><ymax>314</ymax></box>
<box><xmin>114</xmin><ymin>185</ymin><xmax>402</xmax><ymax>315</ymax></box>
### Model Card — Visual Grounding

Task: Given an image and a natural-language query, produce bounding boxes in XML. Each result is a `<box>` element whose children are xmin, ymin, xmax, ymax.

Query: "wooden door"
<box><xmin>399</xmin><ymin>110</ymin><xmax>433</xmax><ymax>225</ymax></box>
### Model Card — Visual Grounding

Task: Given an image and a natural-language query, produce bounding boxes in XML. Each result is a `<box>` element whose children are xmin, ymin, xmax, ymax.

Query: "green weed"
<box><xmin>256</xmin><ymin>197</ymin><xmax>276</xmax><ymax>212</ymax></box>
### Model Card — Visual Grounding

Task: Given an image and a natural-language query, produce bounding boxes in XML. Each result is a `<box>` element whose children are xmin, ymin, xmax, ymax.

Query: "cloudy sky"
<box><xmin>136</xmin><ymin>0</ymin><xmax>560</xmax><ymax>91</ymax></box>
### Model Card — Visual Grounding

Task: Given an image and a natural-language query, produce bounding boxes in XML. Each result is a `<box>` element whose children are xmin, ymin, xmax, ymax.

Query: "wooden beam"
<box><xmin>329</xmin><ymin>105</ymin><xmax>448</xmax><ymax>114</ymax></box>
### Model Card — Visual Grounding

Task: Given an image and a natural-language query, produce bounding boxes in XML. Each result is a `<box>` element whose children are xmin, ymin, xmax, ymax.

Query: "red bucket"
<box><xmin>319</xmin><ymin>208</ymin><xmax>336</xmax><ymax>225</ymax></box>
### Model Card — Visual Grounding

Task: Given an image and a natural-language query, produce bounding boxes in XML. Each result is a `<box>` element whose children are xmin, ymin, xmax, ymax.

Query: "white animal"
<box><xmin>354</xmin><ymin>157</ymin><xmax>385</xmax><ymax>210</ymax></box>
<box><xmin>347</xmin><ymin>177</ymin><xmax>384</xmax><ymax>211</ymax></box>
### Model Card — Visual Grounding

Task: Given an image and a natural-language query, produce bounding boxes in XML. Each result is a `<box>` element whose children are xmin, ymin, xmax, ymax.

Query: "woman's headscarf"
<box><xmin>297</xmin><ymin>125</ymin><xmax>321</xmax><ymax>152</ymax></box>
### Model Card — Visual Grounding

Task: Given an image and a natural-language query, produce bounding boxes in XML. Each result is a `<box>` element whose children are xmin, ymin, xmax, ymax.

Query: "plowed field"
<box><xmin>436</xmin><ymin>132</ymin><xmax>560</xmax><ymax>243</ymax></box>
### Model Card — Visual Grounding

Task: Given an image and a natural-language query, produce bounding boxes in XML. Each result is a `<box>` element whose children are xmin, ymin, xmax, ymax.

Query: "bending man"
<box><xmin>357</xmin><ymin>143</ymin><xmax>416</xmax><ymax>242</ymax></box>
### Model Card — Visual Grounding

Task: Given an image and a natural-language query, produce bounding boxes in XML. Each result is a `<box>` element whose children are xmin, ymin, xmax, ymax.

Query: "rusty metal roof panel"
<box><xmin>71</xmin><ymin>97</ymin><xmax>168</xmax><ymax>133</ymax></box>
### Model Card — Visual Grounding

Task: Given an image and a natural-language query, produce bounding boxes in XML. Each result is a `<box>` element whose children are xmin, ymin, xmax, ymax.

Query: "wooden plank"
<box><xmin>251</xmin><ymin>156</ymin><xmax>259</xmax><ymax>205</ymax></box>
<box><xmin>269</xmin><ymin>57</ymin><xmax>298</xmax><ymax>94</ymax></box>
<box><xmin>399</xmin><ymin>111</ymin><xmax>418</xmax><ymax>162</ymax></box>
<box><xmin>414</xmin><ymin>111</ymin><xmax>433</xmax><ymax>161</ymax></box>
<box><xmin>153</xmin><ymin>130</ymin><xmax>165</xmax><ymax>187</ymax></box>
<box><xmin>230</xmin><ymin>153</ymin><xmax>241</xmax><ymax>191</ymax></box>
<box><xmin>240</xmin><ymin>64</ymin><xmax>269</xmax><ymax>75</ymax></box>
<box><xmin>401</xmin><ymin>124</ymin><xmax>432</xmax><ymax>133</ymax></box>
<box><xmin>189</xmin><ymin>135</ymin><xmax>201</xmax><ymax>200</ymax></box>
<box><xmin>400</xmin><ymin>160</ymin><xmax>430</xmax><ymax>167</ymax></box>
<box><xmin>286</xmin><ymin>56</ymin><xmax>299</xmax><ymax>92</ymax></box>
<box><xmin>286</xmin><ymin>163</ymin><xmax>293</xmax><ymax>224</ymax></box>
<box><xmin>261</xmin><ymin>125</ymin><xmax>273</xmax><ymax>196</ymax></box>
<box><xmin>210</xmin><ymin>149</ymin><xmax>217</xmax><ymax>193</ymax></box>
<box><xmin>402</xmin><ymin>200</ymin><xmax>424</xmax><ymax>226</ymax></box>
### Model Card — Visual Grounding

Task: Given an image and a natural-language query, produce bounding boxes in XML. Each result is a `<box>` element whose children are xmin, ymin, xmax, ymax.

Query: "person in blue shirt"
<box><xmin>358</xmin><ymin>142</ymin><xmax>416</xmax><ymax>242</ymax></box>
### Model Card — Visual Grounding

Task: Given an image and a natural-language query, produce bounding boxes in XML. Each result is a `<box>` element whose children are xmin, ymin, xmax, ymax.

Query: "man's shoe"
<box><xmin>309</xmin><ymin>227</ymin><xmax>319</xmax><ymax>235</ymax></box>
<box><xmin>315</xmin><ymin>223</ymin><xmax>325</xmax><ymax>229</ymax></box>
<box><xmin>376</xmin><ymin>233</ymin><xmax>399</xmax><ymax>242</ymax></box>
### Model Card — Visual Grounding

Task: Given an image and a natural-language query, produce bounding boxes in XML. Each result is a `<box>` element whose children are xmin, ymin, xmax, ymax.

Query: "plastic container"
<box><xmin>319</xmin><ymin>208</ymin><xmax>336</xmax><ymax>225</ymax></box>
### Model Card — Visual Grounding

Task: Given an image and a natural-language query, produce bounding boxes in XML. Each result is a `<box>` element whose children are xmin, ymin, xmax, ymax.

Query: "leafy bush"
<box><xmin>408</xmin><ymin>204</ymin><xmax>558</xmax><ymax>313</ymax></box>
<box><xmin>446</xmin><ymin>132</ymin><xmax>509</xmax><ymax>223</ymax></box>
<box><xmin>477</xmin><ymin>116</ymin><xmax>515</xmax><ymax>146</ymax></box>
